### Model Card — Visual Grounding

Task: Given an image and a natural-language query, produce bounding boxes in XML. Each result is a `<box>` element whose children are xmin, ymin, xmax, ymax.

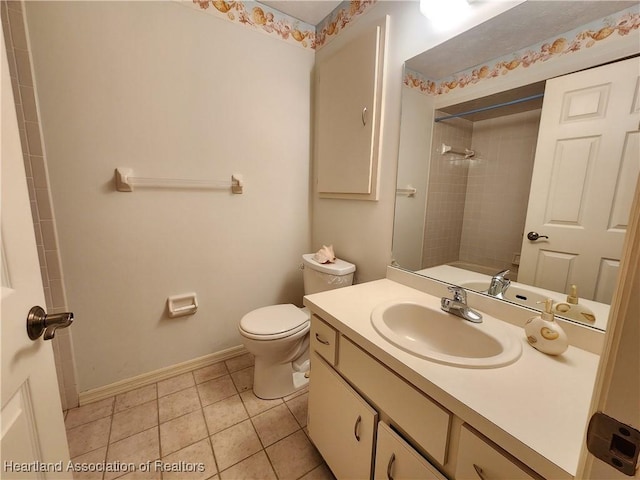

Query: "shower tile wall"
<box><xmin>1</xmin><ymin>0</ymin><xmax>77</xmax><ymax>408</ymax></box>
<box><xmin>459</xmin><ymin>109</ymin><xmax>541</xmax><ymax>276</ymax></box>
<box><xmin>423</xmin><ymin>108</ymin><xmax>541</xmax><ymax>274</ymax></box>
<box><xmin>422</xmin><ymin>113</ymin><xmax>473</xmax><ymax>268</ymax></box>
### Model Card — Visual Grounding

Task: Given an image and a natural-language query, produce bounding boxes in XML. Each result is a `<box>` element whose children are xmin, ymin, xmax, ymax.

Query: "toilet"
<box><xmin>238</xmin><ymin>253</ymin><xmax>355</xmax><ymax>399</ymax></box>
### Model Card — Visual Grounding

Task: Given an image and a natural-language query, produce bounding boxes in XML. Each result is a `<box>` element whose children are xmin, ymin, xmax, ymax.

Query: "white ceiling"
<box><xmin>261</xmin><ymin>1</ymin><xmax>636</xmax><ymax>81</ymax></box>
<box><xmin>259</xmin><ymin>1</ymin><xmax>342</xmax><ymax>25</ymax></box>
<box><xmin>407</xmin><ymin>1</ymin><xmax>637</xmax><ymax>79</ymax></box>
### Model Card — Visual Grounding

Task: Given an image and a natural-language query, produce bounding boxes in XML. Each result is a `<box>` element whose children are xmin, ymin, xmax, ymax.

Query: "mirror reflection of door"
<box><xmin>519</xmin><ymin>57</ymin><xmax>640</xmax><ymax>304</ymax></box>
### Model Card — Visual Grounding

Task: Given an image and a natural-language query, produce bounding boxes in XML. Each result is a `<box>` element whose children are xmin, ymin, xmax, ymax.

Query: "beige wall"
<box><xmin>311</xmin><ymin>1</ymin><xmax>522</xmax><ymax>283</ymax></box>
<box><xmin>16</xmin><ymin>0</ymin><xmax>534</xmax><ymax>394</ymax></box>
<box><xmin>25</xmin><ymin>1</ymin><xmax>314</xmax><ymax>392</ymax></box>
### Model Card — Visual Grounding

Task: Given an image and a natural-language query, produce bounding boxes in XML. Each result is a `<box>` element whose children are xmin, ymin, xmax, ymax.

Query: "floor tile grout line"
<box><xmin>66</xmin><ymin>355</ymin><xmax>332</xmax><ymax>480</ymax></box>
<box><xmin>194</xmin><ymin>366</ymin><xmax>221</xmax><ymax>479</ymax></box>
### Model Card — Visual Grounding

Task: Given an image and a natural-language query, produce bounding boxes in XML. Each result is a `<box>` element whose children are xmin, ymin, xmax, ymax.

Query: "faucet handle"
<box><xmin>448</xmin><ymin>285</ymin><xmax>467</xmax><ymax>304</ymax></box>
<box><xmin>494</xmin><ymin>269</ymin><xmax>510</xmax><ymax>279</ymax></box>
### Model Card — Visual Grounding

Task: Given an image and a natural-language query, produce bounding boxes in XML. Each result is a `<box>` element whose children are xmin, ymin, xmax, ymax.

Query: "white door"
<box><xmin>1</xmin><ymin>26</ymin><xmax>71</xmax><ymax>479</ymax></box>
<box><xmin>518</xmin><ymin>57</ymin><xmax>640</xmax><ymax>303</ymax></box>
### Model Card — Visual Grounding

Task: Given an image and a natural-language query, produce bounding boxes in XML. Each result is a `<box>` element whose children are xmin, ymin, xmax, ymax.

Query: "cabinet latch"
<box><xmin>587</xmin><ymin>412</ymin><xmax>640</xmax><ymax>476</ymax></box>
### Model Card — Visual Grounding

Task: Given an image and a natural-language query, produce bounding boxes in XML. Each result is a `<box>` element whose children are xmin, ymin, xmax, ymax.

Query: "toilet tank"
<box><xmin>302</xmin><ymin>253</ymin><xmax>356</xmax><ymax>294</ymax></box>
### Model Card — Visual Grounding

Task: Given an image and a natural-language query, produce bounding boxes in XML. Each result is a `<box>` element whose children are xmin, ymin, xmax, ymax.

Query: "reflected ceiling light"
<box><xmin>419</xmin><ymin>0</ymin><xmax>471</xmax><ymax>28</ymax></box>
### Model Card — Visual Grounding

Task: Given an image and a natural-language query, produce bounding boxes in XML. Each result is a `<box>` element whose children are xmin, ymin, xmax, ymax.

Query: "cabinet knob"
<box><xmin>315</xmin><ymin>333</ymin><xmax>330</xmax><ymax>346</ymax></box>
<box><xmin>362</xmin><ymin>107</ymin><xmax>368</xmax><ymax>126</ymax></box>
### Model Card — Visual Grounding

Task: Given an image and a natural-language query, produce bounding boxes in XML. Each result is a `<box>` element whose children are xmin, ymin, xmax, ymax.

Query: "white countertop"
<box><xmin>304</xmin><ymin>278</ymin><xmax>600</xmax><ymax>479</ymax></box>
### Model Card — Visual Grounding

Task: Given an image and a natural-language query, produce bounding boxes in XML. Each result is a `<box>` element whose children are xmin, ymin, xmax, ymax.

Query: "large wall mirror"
<box><xmin>392</xmin><ymin>1</ymin><xmax>639</xmax><ymax>332</ymax></box>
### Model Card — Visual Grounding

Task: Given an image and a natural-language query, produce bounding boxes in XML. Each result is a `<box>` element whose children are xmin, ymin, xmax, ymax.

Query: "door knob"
<box><xmin>527</xmin><ymin>231</ymin><xmax>549</xmax><ymax>241</ymax></box>
<box><xmin>27</xmin><ymin>306</ymin><xmax>74</xmax><ymax>341</ymax></box>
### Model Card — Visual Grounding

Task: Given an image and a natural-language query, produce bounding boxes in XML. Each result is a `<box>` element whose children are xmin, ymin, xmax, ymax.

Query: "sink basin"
<box><xmin>459</xmin><ymin>281</ymin><xmax>549</xmax><ymax>309</ymax></box>
<box><xmin>371</xmin><ymin>299</ymin><xmax>522</xmax><ymax>368</ymax></box>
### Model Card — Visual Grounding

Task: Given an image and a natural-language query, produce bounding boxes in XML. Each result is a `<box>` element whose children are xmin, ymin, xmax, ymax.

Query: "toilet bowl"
<box><xmin>239</xmin><ymin>304</ymin><xmax>311</xmax><ymax>399</ymax></box>
<box><xmin>238</xmin><ymin>254</ymin><xmax>356</xmax><ymax>399</ymax></box>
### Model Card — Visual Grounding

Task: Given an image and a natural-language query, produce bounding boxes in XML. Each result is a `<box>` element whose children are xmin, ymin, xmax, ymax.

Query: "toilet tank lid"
<box><xmin>302</xmin><ymin>253</ymin><xmax>356</xmax><ymax>275</ymax></box>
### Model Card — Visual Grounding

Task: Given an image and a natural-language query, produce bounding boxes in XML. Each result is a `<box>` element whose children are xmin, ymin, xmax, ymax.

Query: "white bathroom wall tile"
<box><xmin>43</xmin><ymin>286</ymin><xmax>53</xmax><ymax>310</ymax></box>
<box><xmin>44</xmin><ymin>250</ymin><xmax>62</xmax><ymax>279</ymax></box>
<box><xmin>18</xmin><ymin>127</ymin><xmax>28</xmax><ymax>155</ymax></box>
<box><xmin>49</xmin><ymin>278</ymin><xmax>67</xmax><ymax>309</ymax></box>
<box><xmin>29</xmin><ymin>155</ymin><xmax>48</xmax><ymax>188</ymax></box>
<box><xmin>6</xmin><ymin>7</ymin><xmax>26</xmax><ymax>50</ymax></box>
<box><xmin>13</xmin><ymin>48</ymin><xmax>32</xmax><ymax>86</ymax></box>
<box><xmin>19</xmin><ymin>85</ymin><xmax>37</xmax><ymax>122</ymax></box>
<box><xmin>24</xmin><ymin>120</ymin><xmax>42</xmax><ymax>155</ymax></box>
<box><xmin>39</xmin><ymin>219</ymin><xmax>57</xmax><ymax>248</ymax></box>
<box><xmin>40</xmin><ymin>266</ymin><xmax>49</xmax><ymax>288</ymax></box>
<box><xmin>34</xmin><ymin>187</ymin><xmax>52</xmax><ymax>219</ymax></box>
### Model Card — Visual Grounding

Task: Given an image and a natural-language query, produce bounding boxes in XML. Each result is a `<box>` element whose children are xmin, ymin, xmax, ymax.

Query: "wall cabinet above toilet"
<box><xmin>314</xmin><ymin>17</ymin><xmax>388</xmax><ymax>201</ymax></box>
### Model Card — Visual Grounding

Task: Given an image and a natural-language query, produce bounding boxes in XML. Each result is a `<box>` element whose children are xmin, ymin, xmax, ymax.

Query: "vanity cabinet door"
<box><xmin>339</xmin><ymin>336</ymin><xmax>451</xmax><ymax>465</ymax></box>
<box><xmin>455</xmin><ymin>425</ymin><xmax>539</xmax><ymax>480</ymax></box>
<box><xmin>374</xmin><ymin>422</ymin><xmax>447</xmax><ymax>480</ymax></box>
<box><xmin>308</xmin><ymin>351</ymin><xmax>377</xmax><ymax>479</ymax></box>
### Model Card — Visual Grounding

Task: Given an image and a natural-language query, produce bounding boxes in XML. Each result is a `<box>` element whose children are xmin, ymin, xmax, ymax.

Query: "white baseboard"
<box><xmin>78</xmin><ymin>345</ymin><xmax>249</xmax><ymax>406</ymax></box>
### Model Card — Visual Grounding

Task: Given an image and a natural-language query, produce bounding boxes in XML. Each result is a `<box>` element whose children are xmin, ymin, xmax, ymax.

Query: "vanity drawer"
<box><xmin>310</xmin><ymin>315</ymin><xmax>338</xmax><ymax>365</ymax></box>
<box><xmin>455</xmin><ymin>424</ymin><xmax>539</xmax><ymax>480</ymax></box>
<box><xmin>375</xmin><ymin>422</ymin><xmax>447</xmax><ymax>480</ymax></box>
<box><xmin>338</xmin><ymin>336</ymin><xmax>451</xmax><ymax>465</ymax></box>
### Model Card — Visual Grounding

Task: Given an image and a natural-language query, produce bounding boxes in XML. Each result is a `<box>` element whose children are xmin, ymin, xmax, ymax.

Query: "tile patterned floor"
<box><xmin>64</xmin><ymin>354</ymin><xmax>335</xmax><ymax>480</ymax></box>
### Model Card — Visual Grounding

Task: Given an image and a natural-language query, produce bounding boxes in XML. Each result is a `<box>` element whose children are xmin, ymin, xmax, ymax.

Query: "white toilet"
<box><xmin>238</xmin><ymin>253</ymin><xmax>355</xmax><ymax>399</ymax></box>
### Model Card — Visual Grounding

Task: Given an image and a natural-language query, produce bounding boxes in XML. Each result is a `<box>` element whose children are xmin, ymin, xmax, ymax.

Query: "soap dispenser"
<box><xmin>554</xmin><ymin>285</ymin><xmax>596</xmax><ymax>323</ymax></box>
<box><xmin>524</xmin><ymin>298</ymin><xmax>568</xmax><ymax>355</ymax></box>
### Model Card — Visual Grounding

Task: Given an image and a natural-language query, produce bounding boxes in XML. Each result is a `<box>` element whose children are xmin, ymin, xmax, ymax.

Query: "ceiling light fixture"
<box><xmin>419</xmin><ymin>0</ymin><xmax>472</xmax><ymax>29</ymax></box>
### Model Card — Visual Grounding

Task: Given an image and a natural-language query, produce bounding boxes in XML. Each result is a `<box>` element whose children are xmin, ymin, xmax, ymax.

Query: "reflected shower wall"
<box><xmin>423</xmin><ymin>109</ymin><xmax>542</xmax><ymax>277</ymax></box>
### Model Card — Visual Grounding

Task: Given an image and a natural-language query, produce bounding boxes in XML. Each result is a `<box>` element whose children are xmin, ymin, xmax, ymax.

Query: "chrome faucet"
<box><xmin>487</xmin><ymin>269</ymin><xmax>511</xmax><ymax>298</ymax></box>
<box><xmin>441</xmin><ymin>286</ymin><xmax>482</xmax><ymax>323</ymax></box>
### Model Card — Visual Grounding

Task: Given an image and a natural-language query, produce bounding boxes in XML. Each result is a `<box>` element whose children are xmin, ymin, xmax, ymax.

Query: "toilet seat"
<box><xmin>239</xmin><ymin>304</ymin><xmax>309</xmax><ymax>340</ymax></box>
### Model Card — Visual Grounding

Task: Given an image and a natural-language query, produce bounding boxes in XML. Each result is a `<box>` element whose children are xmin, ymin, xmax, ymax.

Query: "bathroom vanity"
<box><xmin>303</xmin><ymin>268</ymin><xmax>603</xmax><ymax>480</ymax></box>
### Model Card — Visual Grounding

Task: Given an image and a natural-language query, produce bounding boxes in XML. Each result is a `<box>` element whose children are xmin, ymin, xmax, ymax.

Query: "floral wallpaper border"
<box><xmin>181</xmin><ymin>0</ymin><xmax>377</xmax><ymax>50</ymax></box>
<box><xmin>404</xmin><ymin>5</ymin><xmax>640</xmax><ymax>96</ymax></box>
